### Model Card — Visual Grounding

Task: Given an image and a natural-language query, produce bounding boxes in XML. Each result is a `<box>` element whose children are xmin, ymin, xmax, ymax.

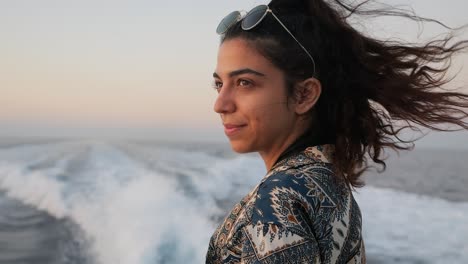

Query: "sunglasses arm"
<box><xmin>268</xmin><ymin>10</ymin><xmax>317</xmax><ymax>76</ymax></box>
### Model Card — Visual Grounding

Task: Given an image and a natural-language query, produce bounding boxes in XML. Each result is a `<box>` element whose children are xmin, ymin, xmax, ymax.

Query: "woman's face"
<box><xmin>213</xmin><ymin>38</ymin><xmax>300</xmax><ymax>155</ymax></box>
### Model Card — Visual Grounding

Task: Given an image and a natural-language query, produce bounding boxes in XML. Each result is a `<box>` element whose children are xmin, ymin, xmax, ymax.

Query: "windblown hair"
<box><xmin>220</xmin><ymin>0</ymin><xmax>468</xmax><ymax>187</ymax></box>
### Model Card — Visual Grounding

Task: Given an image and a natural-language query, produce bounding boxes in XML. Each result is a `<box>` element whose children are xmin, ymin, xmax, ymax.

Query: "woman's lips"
<box><xmin>223</xmin><ymin>124</ymin><xmax>247</xmax><ymax>136</ymax></box>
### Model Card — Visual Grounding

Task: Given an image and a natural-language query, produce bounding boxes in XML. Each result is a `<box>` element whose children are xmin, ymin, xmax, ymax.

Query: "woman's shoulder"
<box><xmin>255</xmin><ymin>144</ymin><xmax>350</xmax><ymax>219</ymax></box>
<box><xmin>252</xmin><ymin>166</ymin><xmax>348</xmax><ymax>226</ymax></box>
<box><xmin>243</xmin><ymin>146</ymin><xmax>364</xmax><ymax>262</ymax></box>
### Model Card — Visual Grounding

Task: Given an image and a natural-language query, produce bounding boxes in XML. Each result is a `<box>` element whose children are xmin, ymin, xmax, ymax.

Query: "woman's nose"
<box><xmin>214</xmin><ymin>87</ymin><xmax>236</xmax><ymax>114</ymax></box>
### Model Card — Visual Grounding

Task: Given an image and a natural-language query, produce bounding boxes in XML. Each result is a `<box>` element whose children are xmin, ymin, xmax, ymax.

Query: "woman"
<box><xmin>206</xmin><ymin>0</ymin><xmax>468</xmax><ymax>263</ymax></box>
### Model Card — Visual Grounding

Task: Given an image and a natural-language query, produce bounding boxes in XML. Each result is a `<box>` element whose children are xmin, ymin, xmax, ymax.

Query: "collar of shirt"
<box><xmin>264</xmin><ymin>144</ymin><xmax>336</xmax><ymax>180</ymax></box>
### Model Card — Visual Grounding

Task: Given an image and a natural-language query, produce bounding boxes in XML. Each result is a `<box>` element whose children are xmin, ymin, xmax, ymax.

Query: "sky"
<box><xmin>1</xmin><ymin>0</ymin><xmax>468</xmax><ymax>146</ymax></box>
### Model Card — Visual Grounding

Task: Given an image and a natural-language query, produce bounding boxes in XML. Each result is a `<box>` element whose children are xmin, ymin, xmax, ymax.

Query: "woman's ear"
<box><xmin>293</xmin><ymin>77</ymin><xmax>321</xmax><ymax>115</ymax></box>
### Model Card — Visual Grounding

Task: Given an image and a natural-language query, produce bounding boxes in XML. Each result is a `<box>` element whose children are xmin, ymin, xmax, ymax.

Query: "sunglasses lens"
<box><xmin>242</xmin><ymin>5</ymin><xmax>268</xmax><ymax>30</ymax></box>
<box><xmin>216</xmin><ymin>11</ymin><xmax>241</xmax><ymax>34</ymax></box>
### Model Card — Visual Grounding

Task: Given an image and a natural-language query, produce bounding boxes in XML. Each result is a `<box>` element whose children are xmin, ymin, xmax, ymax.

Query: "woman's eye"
<box><xmin>213</xmin><ymin>81</ymin><xmax>222</xmax><ymax>92</ymax></box>
<box><xmin>238</xmin><ymin>79</ymin><xmax>252</xmax><ymax>87</ymax></box>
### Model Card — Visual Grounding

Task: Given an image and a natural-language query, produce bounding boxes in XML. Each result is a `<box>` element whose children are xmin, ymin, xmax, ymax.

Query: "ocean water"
<box><xmin>0</xmin><ymin>138</ymin><xmax>467</xmax><ymax>264</ymax></box>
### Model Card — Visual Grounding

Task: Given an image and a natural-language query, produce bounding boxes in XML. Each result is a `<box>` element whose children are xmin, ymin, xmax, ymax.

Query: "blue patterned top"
<box><xmin>206</xmin><ymin>144</ymin><xmax>366</xmax><ymax>263</ymax></box>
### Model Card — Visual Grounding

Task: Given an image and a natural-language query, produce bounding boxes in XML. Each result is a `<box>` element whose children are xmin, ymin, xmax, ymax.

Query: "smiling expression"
<box><xmin>213</xmin><ymin>38</ymin><xmax>305</xmax><ymax>159</ymax></box>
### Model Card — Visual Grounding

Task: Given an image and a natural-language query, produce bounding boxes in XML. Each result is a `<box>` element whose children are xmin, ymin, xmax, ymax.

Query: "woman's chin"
<box><xmin>229</xmin><ymin>141</ymin><xmax>254</xmax><ymax>153</ymax></box>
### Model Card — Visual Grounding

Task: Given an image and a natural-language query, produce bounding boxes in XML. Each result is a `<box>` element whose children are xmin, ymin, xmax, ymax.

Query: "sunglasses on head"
<box><xmin>216</xmin><ymin>4</ymin><xmax>316</xmax><ymax>77</ymax></box>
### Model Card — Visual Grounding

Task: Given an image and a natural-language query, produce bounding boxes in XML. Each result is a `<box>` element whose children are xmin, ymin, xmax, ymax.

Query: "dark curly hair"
<box><xmin>219</xmin><ymin>0</ymin><xmax>468</xmax><ymax>187</ymax></box>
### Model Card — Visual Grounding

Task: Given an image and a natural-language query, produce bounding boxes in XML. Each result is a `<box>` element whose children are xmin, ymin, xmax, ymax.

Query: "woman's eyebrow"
<box><xmin>213</xmin><ymin>68</ymin><xmax>266</xmax><ymax>79</ymax></box>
